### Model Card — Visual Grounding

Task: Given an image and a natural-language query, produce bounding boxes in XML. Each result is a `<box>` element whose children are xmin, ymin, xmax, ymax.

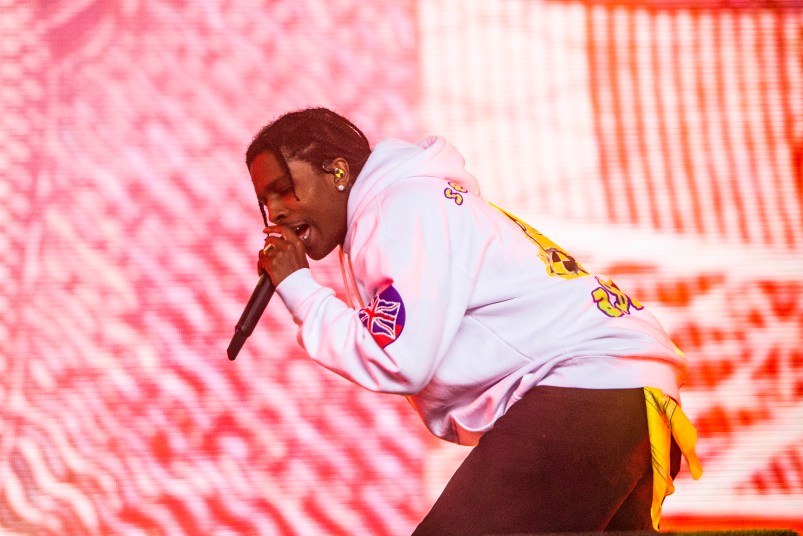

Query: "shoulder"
<box><xmin>376</xmin><ymin>177</ymin><xmax>476</xmax><ymax>221</ymax></box>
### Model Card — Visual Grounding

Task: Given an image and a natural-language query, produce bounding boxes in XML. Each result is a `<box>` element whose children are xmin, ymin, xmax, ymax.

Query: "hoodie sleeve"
<box><xmin>275</xmin><ymin>179</ymin><xmax>475</xmax><ymax>395</ymax></box>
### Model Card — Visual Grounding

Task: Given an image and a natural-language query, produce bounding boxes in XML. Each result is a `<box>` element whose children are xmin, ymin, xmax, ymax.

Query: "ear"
<box><xmin>324</xmin><ymin>157</ymin><xmax>351</xmax><ymax>187</ymax></box>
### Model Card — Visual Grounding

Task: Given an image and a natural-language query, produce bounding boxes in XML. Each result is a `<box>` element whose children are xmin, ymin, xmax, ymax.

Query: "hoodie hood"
<box><xmin>345</xmin><ymin>136</ymin><xmax>480</xmax><ymax>242</ymax></box>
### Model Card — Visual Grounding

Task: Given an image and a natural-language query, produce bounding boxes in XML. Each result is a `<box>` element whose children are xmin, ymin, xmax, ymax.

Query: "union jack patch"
<box><xmin>358</xmin><ymin>285</ymin><xmax>406</xmax><ymax>349</ymax></box>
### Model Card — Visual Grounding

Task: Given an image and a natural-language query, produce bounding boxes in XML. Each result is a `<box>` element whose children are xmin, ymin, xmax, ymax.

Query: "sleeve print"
<box><xmin>591</xmin><ymin>276</ymin><xmax>644</xmax><ymax>318</ymax></box>
<box><xmin>488</xmin><ymin>202</ymin><xmax>589</xmax><ymax>280</ymax></box>
<box><xmin>443</xmin><ymin>181</ymin><xmax>468</xmax><ymax>206</ymax></box>
<box><xmin>358</xmin><ymin>285</ymin><xmax>407</xmax><ymax>349</ymax></box>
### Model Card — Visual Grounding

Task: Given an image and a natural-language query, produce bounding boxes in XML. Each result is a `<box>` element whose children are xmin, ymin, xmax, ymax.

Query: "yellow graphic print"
<box><xmin>490</xmin><ymin>203</ymin><xmax>589</xmax><ymax>280</ymax></box>
<box><xmin>443</xmin><ymin>181</ymin><xmax>468</xmax><ymax>205</ymax></box>
<box><xmin>591</xmin><ymin>277</ymin><xmax>644</xmax><ymax>317</ymax></box>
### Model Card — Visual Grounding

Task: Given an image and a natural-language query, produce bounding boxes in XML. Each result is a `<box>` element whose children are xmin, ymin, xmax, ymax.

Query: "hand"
<box><xmin>257</xmin><ymin>226</ymin><xmax>310</xmax><ymax>286</ymax></box>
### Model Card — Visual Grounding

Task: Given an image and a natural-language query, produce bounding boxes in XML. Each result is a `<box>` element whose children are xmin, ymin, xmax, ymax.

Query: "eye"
<box><xmin>274</xmin><ymin>179</ymin><xmax>294</xmax><ymax>196</ymax></box>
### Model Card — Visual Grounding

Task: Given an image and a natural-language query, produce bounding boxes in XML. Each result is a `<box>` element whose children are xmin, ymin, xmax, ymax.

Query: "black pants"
<box><xmin>413</xmin><ymin>386</ymin><xmax>681</xmax><ymax>535</ymax></box>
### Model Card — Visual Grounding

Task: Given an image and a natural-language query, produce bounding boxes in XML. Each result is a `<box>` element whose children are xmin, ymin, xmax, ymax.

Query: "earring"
<box><xmin>337</xmin><ymin>184</ymin><xmax>345</xmax><ymax>192</ymax></box>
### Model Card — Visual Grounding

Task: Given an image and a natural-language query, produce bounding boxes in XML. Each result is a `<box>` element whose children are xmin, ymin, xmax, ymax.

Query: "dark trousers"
<box><xmin>413</xmin><ymin>386</ymin><xmax>681</xmax><ymax>535</ymax></box>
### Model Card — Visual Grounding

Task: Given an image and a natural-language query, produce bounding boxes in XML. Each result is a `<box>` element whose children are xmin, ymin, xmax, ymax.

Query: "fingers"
<box><xmin>257</xmin><ymin>225</ymin><xmax>309</xmax><ymax>284</ymax></box>
<box><xmin>263</xmin><ymin>225</ymin><xmax>302</xmax><ymax>245</ymax></box>
<box><xmin>257</xmin><ymin>235</ymin><xmax>282</xmax><ymax>274</ymax></box>
<box><xmin>262</xmin><ymin>225</ymin><xmax>305</xmax><ymax>255</ymax></box>
<box><xmin>264</xmin><ymin>225</ymin><xmax>307</xmax><ymax>259</ymax></box>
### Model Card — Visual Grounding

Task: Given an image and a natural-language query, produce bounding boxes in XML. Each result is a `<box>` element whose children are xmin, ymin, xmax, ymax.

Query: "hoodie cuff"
<box><xmin>275</xmin><ymin>268</ymin><xmax>332</xmax><ymax>322</ymax></box>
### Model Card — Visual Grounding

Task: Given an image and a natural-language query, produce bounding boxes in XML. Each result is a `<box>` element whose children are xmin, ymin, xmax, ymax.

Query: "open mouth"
<box><xmin>293</xmin><ymin>223</ymin><xmax>311</xmax><ymax>242</ymax></box>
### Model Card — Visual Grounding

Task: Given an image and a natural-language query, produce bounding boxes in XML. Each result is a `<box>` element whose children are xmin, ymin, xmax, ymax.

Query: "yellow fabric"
<box><xmin>643</xmin><ymin>387</ymin><xmax>703</xmax><ymax>530</ymax></box>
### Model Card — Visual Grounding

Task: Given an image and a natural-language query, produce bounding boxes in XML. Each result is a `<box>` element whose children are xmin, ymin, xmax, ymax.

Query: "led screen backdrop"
<box><xmin>1</xmin><ymin>1</ymin><xmax>801</xmax><ymax>534</ymax></box>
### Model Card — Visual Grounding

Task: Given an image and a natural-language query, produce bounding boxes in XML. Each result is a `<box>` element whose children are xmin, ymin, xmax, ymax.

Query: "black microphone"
<box><xmin>227</xmin><ymin>271</ymin><xmax>275</xmax><ymax>360</ymax></box>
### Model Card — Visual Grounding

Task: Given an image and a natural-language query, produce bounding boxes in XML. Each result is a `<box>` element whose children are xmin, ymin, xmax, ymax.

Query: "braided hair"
<box><xmin>245</xmin><ymin>107</ymin><xmax>372</xmax><ymax>227</ymax></box>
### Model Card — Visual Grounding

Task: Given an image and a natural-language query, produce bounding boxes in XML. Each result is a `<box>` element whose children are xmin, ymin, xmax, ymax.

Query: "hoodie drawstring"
<box><xmin>339</xmin><ymin>248</ymin><xmax>366</xmax><ymax>309</ymax></box>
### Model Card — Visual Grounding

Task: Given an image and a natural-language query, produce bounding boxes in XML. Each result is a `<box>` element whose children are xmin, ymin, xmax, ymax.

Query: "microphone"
<box><xmin>227</xmin><ymin>271</ymin><xmax>275</xmax><ymax>360</ymax></box>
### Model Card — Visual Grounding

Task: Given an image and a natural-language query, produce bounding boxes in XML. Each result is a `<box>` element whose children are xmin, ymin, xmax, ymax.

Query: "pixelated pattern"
<box><xmin>583</xmin><ymin>5</ymin><xmax>802</xmax><ymax>521</ymax></box>
<box><xmin>417</xmin><ymin>0</ymin><xmax>802</xmax><ymax>527</ymax></box>
<box><xmin>1</xmin><ymin>1</ymin><xmax>423</xmax><ymax>534</ymax></box>
<box><xmin>1</xmin><ymin>0</ymin><xmax>802</xmax><ymax>534</ymax></box>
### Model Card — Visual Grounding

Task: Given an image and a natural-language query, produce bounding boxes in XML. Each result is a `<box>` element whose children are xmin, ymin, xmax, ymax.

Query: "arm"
<box><xmin>277</xmin><ymin>184</ymin><xmax>475</xmax><ymax>394</ymax></box>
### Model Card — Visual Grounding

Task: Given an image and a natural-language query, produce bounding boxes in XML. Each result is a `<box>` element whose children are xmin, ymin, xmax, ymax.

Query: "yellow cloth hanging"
<box><xmin>643</xmin><ymin>387</ymin><xmax>703</xmax><ymax>530</ymax></box>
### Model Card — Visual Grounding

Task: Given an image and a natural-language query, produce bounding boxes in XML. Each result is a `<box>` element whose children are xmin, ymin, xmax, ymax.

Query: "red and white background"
<box><xmin>1</xmin><ymin>1</ymin><xmax>801</xmax><ymax>534</ymax></box>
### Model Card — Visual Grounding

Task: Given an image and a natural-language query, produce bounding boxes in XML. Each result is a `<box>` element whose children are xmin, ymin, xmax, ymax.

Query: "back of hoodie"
<box><xmin>276</xmin><ymin>136</ymin><xmax>688</xmax><ymax>445</ymax></box>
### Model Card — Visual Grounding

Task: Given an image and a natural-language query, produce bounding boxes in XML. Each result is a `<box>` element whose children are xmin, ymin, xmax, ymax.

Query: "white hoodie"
<box><xmin>277</xmin><ymin>136</ymin><xmax>688</xmax><ymax>445</ymax></box>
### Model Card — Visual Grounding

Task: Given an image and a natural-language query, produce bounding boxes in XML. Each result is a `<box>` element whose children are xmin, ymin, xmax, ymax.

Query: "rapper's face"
<box><xmin>250</xmin><ymin>151</ymin><xmax>350</xmax><ymax>260</ymax></box>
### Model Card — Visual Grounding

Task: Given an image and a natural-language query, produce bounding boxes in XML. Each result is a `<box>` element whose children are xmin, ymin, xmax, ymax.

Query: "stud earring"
<box><xmin>337</xmin><ymin>184</ymin><xmax>345</xmax><ymax>192</ymax></box>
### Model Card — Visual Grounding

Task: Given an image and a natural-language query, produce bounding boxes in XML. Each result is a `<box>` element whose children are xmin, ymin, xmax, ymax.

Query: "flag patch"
<box><xmin>358</xmin><ymin>285</ymin><xmax>406</xmax><ymax>349</ymax></box>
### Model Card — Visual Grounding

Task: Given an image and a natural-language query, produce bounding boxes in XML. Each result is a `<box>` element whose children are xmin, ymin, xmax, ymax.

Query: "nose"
<box><xmin>265</xmin><ymin>197</ymin><xmax>287</xmax><ymax>224</ymax></box>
